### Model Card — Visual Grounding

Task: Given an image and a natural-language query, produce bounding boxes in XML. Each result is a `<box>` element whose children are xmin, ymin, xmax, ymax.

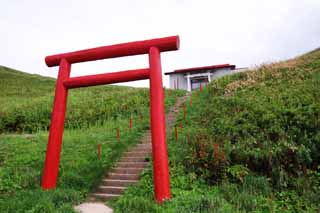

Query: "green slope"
<box><xmin>0</xmin><ymin>65</ymin><xmax>55</xmax><ymax>97</ymax></box>
<box><xmin>0</xmin><ymin>66</ymin><xmax>184</xmax><ymax>212</ymax></box>
<box><xmin>111</xmin><ymin>49</ymin><xmax>320</xmax><ymax>212</ymax></box>
<box><xmin>0</xmin><ymin>66</ymin><xmax>153</xmax><ymax>133</ymax></box>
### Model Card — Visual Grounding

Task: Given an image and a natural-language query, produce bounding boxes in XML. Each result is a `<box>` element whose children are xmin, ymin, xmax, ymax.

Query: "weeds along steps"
<box><xmin>89</xmin><ymin>94</ymin><xmax>188</xmax><ymax>202</ymax></box>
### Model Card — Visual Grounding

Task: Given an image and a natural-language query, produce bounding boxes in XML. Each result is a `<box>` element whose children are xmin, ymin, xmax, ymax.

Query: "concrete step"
<box><xmin>108</xmin><ymin>173</ymin><xmax>140</xmax><ymax>180</ymax></box>
<box><xmin>131</xmin><ymin>147</ymin><xmax>152</xmax><ymax>152</ymax></box>
<box><xmin>136</xmin><ymin>143</ymin><xmax>152</xmax><ymax>147</ymax></box>
<box><xmin>91</xmin><ymin>193</ymin><xmax>121</xmax><ymax>201</ymax></box>
<box><xmin>131</xmin><ymin>144</ymin><xmax>152</xmax><ymax>152</ymax></box>
<box><xmin>141</xmin><ymin>141</ymin><xmax>151</xmax><ymax>145</ymax></box>
<box><xmin>123</xmin><ymin>151</ymin><xmax>150</xmax><ymax>157</ymax></box>
<box><xmin>97</xmin><ymin>186</ymin><xmax>126</xmax><ymax>194</ymax></box>
<box><xmin>116</xmin><ymin>162</ymin><xmax>149</xmax><ymax>168</ymax></box>
<box><xmin>120</xmin><ymin>156</ymin><xmax>148</xmax><ymax>162</ymax></box>
<box><xmin>101</xmin><ymin>179</ymin><xmax>138</xmax><ymax>187</ymax></box>
<box><xmin>111</xmin><ymin>167</ymin><xmax>144</xmax><ymax>174</ymax></box>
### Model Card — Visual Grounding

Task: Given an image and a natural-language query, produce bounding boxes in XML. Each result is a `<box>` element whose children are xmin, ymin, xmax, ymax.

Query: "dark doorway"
<box><xmin>191</xmin><ymin>77</ymin><xmax>208</xmax><ymax>90</ymax></box>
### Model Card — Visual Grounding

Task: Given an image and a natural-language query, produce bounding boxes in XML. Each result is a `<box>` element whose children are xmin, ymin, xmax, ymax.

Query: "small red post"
<box><xmin>97</xmin><ymin>144</ymin><xmax>101</xmax><ymax>160</ymax></box>
<box><xmin>189</xmin><ymin>97</ymin><xmax>192</xmax><ymax>106</ymax></box>
<box><xmin>183</xmin><ymin>105</ymin><xmax>186</xmax><ymax>121</ymax></box>
<box><xmin>180</xmin><ymin>121</ymin><xmax>183</xmax><ymax>129</ymax></box>
<box><xmin>175</xmin><ymin>126</ymin><xmax>178</xmax><ymax>142</ymax></box>
<box><xmin>116</xmin><ymin>128</ymin><xmax>120</xmax><ymax>141</ymax></box>
<box><xmin>129</xmin><ymin>117</ymin><xmax>132</xmax><ymax>130</ymax></box>
<box><xmin>140</xmin><ymin>112</ymin><xmax>143</xmax><ymax>123</ymax></box>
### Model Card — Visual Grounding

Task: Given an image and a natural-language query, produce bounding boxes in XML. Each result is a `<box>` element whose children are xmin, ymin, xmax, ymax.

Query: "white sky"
<box><xmin>1</xmin><ymin>0</ymin><xmax>319</xmax><ymax>88</ymax></box>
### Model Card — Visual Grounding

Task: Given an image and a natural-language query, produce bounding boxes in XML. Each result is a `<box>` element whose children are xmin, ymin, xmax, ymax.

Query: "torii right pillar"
<box><xmin>149</xmin><ymin>46</ymin><xmax>171</xmax><ymax>203</ymax></box>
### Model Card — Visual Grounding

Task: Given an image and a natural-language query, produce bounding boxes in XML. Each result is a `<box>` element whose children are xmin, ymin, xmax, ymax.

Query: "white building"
<box><xmin>165</xmin><ymin>64</ymin><xmax>236</xmax><ymax>91</ymax></box>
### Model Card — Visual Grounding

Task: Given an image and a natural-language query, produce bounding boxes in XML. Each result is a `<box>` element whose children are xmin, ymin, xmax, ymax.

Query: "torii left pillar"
<box><xmin>41</xmin><ymin>59</ymin><xmax>71</xmax><ymax>188</ymax></box>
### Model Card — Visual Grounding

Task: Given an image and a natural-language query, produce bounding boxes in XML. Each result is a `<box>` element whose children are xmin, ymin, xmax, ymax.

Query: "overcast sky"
<box><xmin>1</xmin><ymin>0</ymin><xmax>319</xmax><ymax>87</ymax></box>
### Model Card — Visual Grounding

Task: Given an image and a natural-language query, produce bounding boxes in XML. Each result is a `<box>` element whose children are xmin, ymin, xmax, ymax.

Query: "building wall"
<box><xmin>169</xmin><ymin>73</ymin><xmax>188</xmax><ymax>90</ymax></box>
<box><xmin>210</xmin><ymin>67</ymin><xmax>232</xmax><ymax>80</ymax></box>
<box><xmin>168</xmin><ymin>67</ymin><xmax>236</xmax><ymax>91</ymax></box>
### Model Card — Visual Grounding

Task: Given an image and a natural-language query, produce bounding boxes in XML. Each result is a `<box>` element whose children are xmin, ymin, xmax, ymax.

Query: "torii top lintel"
<box><xmin>45</xmin><ymin>35</ymin><xmax>180</xmax><ymax>67</ymax></box>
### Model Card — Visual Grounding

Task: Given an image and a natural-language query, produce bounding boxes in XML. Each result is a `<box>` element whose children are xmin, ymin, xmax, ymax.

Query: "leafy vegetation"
<box><xmin>110</xmin><ymin>48</ymin><xmax>320</xmax><ymax>212</ymax></box>
<box><xmin>0</xmin><ymin>66</ymin><xmax>184</xmax><ymax>212</ymax></box>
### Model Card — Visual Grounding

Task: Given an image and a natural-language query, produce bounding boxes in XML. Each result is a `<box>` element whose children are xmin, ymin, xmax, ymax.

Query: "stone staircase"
<box><xmin>89</xmin><ymin>94</ymin><xmax>188</xmax><ymax>202</ymax></box>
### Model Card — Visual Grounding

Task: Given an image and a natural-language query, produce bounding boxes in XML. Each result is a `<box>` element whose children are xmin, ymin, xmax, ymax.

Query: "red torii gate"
<box><xmin>41</xmin><ymin>36</ymin><xmax>180</xmax><ymax>203</ymax></box>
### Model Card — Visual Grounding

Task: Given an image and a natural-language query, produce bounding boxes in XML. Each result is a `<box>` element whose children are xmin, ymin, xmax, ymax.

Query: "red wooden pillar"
<box><xmin>140</xmin><ymin>112</ymin><xmax>143</xmax><ymax>123</ymax></box>
<box><xmin>42</xmin><ymin>59</ymin><xmax>71</xmax><ymax>189</ymax></box>
<box><xmin>129</xmin><ymin>117</ymin><xmax>132</xmax><ymax>130</ymax></box>
<box><xmin>149</xmin><ymin>46</ymin><xmax>171</xmax><ymax>203</ymax></box>
<box><xmin>175</xmin><ymin>126</ymin><xmax>178</xmax><ymax>142</ymax></box>
<box><xmin>97</xmin><ymin>144</ymin><xmax>101</xmax><ymax>160</ymax></box>
<box><xmin>116</xmin><ymin>128</ymin><xmax>120</xmax><ymax>141</ymax></box>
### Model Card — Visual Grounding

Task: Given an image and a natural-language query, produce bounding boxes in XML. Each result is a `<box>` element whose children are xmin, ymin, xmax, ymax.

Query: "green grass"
<box><xmin>0</xmin><ymin>66</ymin><xmax>184</xmax><ymax>212</ymax></box>
<box><xmin>0</xmin><ymin>66</ymin><xmax>161</xmax><ymax>133</ymax></box>
<box><xmin>0</xmin><ymin>119</ymin><xmax>142</xmax><ymax>212</ymax></box>
<box><xmin>110</xmin><ymin>48</ymin><xmax>320</xmax><ymax>212</ymax></box>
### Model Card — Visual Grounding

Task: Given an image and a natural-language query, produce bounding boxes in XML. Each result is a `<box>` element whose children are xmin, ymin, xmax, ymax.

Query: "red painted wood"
<box><xmin>175</xmin><ymin>126</ymin><xmax>178</xmax><ymax>142</ymax></box>
<box><xmin>149</xmin><ymin>47</ymin><xmax>171</xmax><ymax>203</ymax></box>
<box><xmin>116</xmin><ymin>128</ymin><xmax>120</xmax><ymax>142</ymax></box>
<box><xmin>42</xmin><ymin>59</ymin><xmax>71</xmax><ymax>189</ymax></box>
<box><xmin>64</xmin><ymin>68</ymin><xmax>149</xmax><ymax>89</ymax></box>
<box><xmin>45</xmin><ymin>36</ymin><xmax>179</xmax><ymax>67</ymax></box>
<box><xmin>129</xmin><ymin>117</ymin><xmax>132</xmax><ymax>130</ymax></box>
<box><xmin>140</xmin><ymin>112</ymin><xmax>143</xmax><ymax>123</ymax></box>
<box><xmin>41</xmin><ymin>36</ymin><xmax>179</xmax><ymax>204</ymax></box>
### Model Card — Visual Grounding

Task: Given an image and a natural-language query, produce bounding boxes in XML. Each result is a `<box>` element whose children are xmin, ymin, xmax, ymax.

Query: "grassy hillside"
<box><xmin>110</xmin><ymin>49</ymin><xmax>320</xmax><ymax>212</ymax></box>
<box><xmin>0</xmin><ymin>67</ymin><xmax>184</xmax><ymax>212</ymax></box>
<box><xmin>0</xmin><ymin>66</ymin><xmax>164</xmax><ymax>133</ymax></box>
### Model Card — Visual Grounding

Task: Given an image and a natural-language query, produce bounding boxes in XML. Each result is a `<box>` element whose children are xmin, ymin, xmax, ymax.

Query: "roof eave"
<box><xmin>165</xmin><ymin>65</ymin><xmax>236</xmax><ymax>75</ymax></box>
